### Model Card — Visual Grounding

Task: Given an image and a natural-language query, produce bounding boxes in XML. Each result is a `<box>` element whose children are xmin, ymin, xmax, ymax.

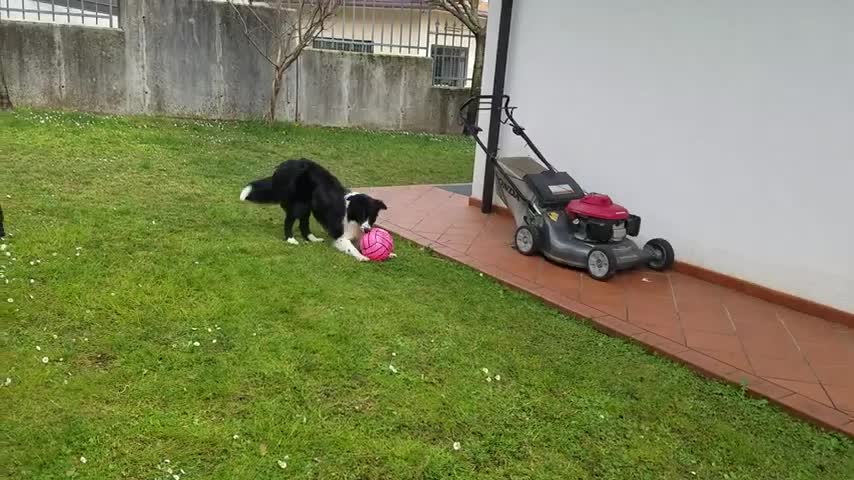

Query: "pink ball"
<box><xmin>360</xmin><ymin>228</ymin><xmax>394</xmax><ymax>261</ymax></box>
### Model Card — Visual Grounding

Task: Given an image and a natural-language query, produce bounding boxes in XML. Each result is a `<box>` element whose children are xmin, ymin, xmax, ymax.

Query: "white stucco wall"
<box><xmin>473</xmin><ymin>0</ymin><xmax>854</xmax><ymax>313</ymax></box>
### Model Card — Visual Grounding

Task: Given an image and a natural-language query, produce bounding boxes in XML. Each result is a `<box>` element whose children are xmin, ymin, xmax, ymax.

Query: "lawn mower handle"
<box><xmin>458</xmin><ymin>95</ymin><xmax>558</xmax><ymax>174</ymax></box>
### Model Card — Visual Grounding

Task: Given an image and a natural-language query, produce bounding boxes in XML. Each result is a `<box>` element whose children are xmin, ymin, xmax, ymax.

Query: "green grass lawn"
<box><xmin>1</xmin><ymin>110</ymin><xmax>851</xmax><ymax>479</ymax></box>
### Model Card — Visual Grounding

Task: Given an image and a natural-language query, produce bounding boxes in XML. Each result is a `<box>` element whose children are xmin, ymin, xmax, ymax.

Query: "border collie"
<box><xmin>239</xmin><ymin>159</ymin><xmax>389</xmax><ymax>262</ymax></box>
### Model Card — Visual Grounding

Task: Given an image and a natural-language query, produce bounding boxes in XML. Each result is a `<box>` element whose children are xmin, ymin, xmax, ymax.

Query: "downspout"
<box><xmin>481</xmin><ymin>0</ymin><xmax>513</xmax><ymax>213</ymax></box>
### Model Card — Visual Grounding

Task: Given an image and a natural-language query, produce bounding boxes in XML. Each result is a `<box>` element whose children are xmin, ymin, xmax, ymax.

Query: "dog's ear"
<box><xmin>374</xmin><ymin>199</ymin><xmax>388</xmax><ymax>211</ymax></box>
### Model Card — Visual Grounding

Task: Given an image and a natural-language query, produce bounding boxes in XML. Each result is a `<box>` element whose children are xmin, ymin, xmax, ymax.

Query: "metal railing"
<box><xmin>319</xmin><ymin>1</ymin><xmax>431</xmax><ymax>56</ymax></box>
<box><xmin>0</xmin><ymin>0</ymin><xmax>120</xmax><ymax>28</ymax></box>
<box><xmin>428</xmin><ymin>18</ymin><xmax>474</xmax><ymax>87</ymax></box>
<box><xmin>315</xmin><ymin>0</ymin><xmax>477</xmax><ymax>88</ymax></box>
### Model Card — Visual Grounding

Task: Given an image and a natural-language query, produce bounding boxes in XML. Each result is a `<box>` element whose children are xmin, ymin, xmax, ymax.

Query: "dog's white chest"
<box><xmin>342</xmin><ymin>219</ymin><xmax>363</xmax><ymax>241</ymax></box>
<box><xmin>342</xmin><ymin>193</ymin><xmax>364</xmax><ymax>241</ymax></box>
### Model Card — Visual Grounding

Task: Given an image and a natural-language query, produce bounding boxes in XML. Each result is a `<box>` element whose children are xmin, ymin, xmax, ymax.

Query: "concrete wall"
<box><xmin>1</xmin><ymin>0</ymin><xmax>120</xmax><ymax>28</ymax></box>
<box><xmin>473</xmin><ymin>0</ymin><xmax>854</xmax><ymax>313</ymax></box>
<box><xmin>0</xmin><ymin>0</ymin><xmax>289</xmax><ymax>120</ymax></box>
<box><xmin>0</xmin><ymin>21</ymin><xmax>127</xmax><ymax>113</ymax></box>
<box><xmin>0</xmin><ymin>0</ymin><xmax>468</xmax><ymax>133</ymax></box>
<box><xmin>299</xmin><ymin>50</ymin><xmax>467</xmax><ymax>133</ymax></box>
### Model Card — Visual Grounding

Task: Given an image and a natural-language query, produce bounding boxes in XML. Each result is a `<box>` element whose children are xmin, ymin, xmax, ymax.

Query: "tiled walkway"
<box><xmin>363</xmin><ymin>185</ymin><xmax>854</xmax><ymax>436</ymax></box>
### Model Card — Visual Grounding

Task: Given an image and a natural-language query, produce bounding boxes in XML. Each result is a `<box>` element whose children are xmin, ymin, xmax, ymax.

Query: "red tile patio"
<box><xmin>363</xmin><ymin>185</ymin><xmax>854</xmax><ymax>437</ymax></box>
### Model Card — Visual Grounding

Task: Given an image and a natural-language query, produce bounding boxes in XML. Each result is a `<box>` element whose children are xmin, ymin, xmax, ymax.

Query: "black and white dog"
<box><xmin>240</xmin><ymin>159</ymin><xmax>389</xmax><ymax>261</ymax></box>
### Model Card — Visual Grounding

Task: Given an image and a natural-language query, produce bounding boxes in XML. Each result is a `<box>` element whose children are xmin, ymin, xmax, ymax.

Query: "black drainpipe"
<box><xmin>481</xmin><ymin>0</ymin><xmax>514</xmax><ymax>213</ymax></box>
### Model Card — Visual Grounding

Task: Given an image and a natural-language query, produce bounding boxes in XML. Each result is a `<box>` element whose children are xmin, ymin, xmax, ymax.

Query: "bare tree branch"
<box><xmin>227</xmin><ymin>2</ymin><xmax>278</xmax><ymax>66</ymax></box>
<box><xmin>227</xmin><ymin>0</ymin><xmax>340</xmax><ymax>123</ymax></box>
<box><xmin>462</xmin><ymin>0</ymin><xmax>479</xmax><ymax>24</ymax></box>
<box><xmin>432</xmin><ymin>0</ymin><xmax>482</xmax><ymax>34</ymax></box>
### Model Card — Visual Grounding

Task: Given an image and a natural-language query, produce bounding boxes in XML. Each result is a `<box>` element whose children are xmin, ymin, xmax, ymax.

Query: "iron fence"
<box><xmin>321</xmin><ymin>0</ymin><xmax>431</xmax><ymax>56</ymax></box>
<box><xmin>315</xmin><ymin>0</ymin><xmax>478</xmax><ymax>88</ymax></box>
<box><xmin>0</xmin><ymin>0</ymin><xmax>119</xmax><ymax>28</ymax></box>
<box><xmin>428</xmin><ymin>18</ymin><xmax>474</xmax><ymax>87</ymax></box>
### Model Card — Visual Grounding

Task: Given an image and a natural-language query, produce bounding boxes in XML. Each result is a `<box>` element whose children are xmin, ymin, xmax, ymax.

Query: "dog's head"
<box><xmin>346</xmin><ymin>193</ymin><xmax>388</xmax><ymax>232</ymax></box>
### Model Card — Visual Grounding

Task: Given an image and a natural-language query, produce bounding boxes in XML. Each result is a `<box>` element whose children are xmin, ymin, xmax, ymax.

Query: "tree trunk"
<box><xmin>267</xmin><ymin>65</ymin><xmax>285</xmax><ymax>124</ymax></box>
<box><xmin>0</xmin><ymin>68</ymin><xmax>11</xmax><ymax>110</ymax></box>
<box><xmin>464</xmin><ymin>32</ymin><xmax>486</xmax><ymax>132</ymax></box>
<box><xmin>0</xmin><ymin>36</ymin><xmax>12</xmax><ymax>110</ymax></box>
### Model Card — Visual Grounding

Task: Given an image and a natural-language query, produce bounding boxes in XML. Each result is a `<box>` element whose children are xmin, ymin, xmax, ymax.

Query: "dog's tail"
<box><xmin>239</xmin><ymin>176</ymin><xmax>280</xmax><ymax>204</ymax></box>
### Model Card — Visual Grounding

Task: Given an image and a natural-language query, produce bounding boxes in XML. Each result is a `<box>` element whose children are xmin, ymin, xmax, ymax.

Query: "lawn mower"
<box><xmin>460</xmin><ymin>95</ymin><xmax>674</xmax><ymax>280</ymax></box>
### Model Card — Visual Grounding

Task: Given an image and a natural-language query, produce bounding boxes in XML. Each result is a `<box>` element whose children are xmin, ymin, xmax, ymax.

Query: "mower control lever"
<box><xmin>459</xmin><ymin>94</ymin><xmax>558</xmax><ymax>174</ymax></box>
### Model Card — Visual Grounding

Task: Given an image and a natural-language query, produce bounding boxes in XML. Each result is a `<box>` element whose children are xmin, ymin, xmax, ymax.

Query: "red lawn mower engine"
<box><xmin>565</xmin><ymin>193</ymin><xmax>641</xmax><ymax>243</ymax></box>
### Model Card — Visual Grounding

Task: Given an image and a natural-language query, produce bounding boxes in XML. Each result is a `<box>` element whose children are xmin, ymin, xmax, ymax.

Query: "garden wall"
<box><xmin>0</xmin><ymin>0</ymin><xmax>468</xmax><ymax>133</ymax></box>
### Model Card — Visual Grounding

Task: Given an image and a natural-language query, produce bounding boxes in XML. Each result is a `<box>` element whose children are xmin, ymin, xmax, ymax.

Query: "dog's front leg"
<box><xmin>334</xmin><ymin>237</ymin><xmax>369</xmax><ymax>262</ymax></box>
